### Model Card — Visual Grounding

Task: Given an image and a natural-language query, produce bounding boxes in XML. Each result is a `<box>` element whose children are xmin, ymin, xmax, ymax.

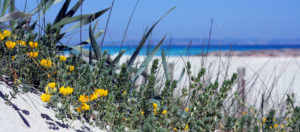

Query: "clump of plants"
<box><xmin>1</xmin><ymin>0</ymin><xmax>300</xmax><ymax>131</ymax></box>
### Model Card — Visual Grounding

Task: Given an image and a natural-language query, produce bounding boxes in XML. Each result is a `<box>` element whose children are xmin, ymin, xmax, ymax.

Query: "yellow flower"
<box><xmin>59</xmin><ymin>56</ymin><xmax>67</xmax><ymax>61</ymax></box>
<box><xmin>122</xmin><ymin>91</ymin><xmax>126</xmax><ymax>95</ymax></box>
<box><xmin>3</xmin><ymin>30</ymin><xmax>11</xmax><ymax>37</ymax></box>
<box><xmin>154</xmin><ymin>109</ymin><xmax>157</xmax><ymax>115</ymax></box>
<box><xmin>29</xmin><ymin>41</ymin><xmax>38</xmax><ymax>49</ymax></box>
<box><xmin>162</xmin><ymin>110</ymin><xmax>167</xmax><ymax>115</ymax></box>
<box><xmin>274</xmin><ymin>124</ymin><xmax>278</xmax><ymax>128</ymax></box>
<box><xmin>262</xmin><ymin>118</ymin><xmax>266</xmax><ymax>123</ymax></box>
<box><xmin>185</xmin><ymin>107</ymin><xmax>189</xmax><ymax>112</ymax></box>
<box><xmin>79</xmin><ymin>94</ymin><xmax>89</xmax><ymax>103</ymax></box>
<box><xmin>41</xmin><ymin>93</ymin><xmax>51</xmax><ymax>102</ymax></box>
<box><xmin>45</xmin><ymin>86</ymin><xmax>57</xmax><ymax>95</ymax></box>
<box><xmin>270</xmin><ymin>126</ymin><xmax>272</xmax><ymax>129</ymax></box>
<box><xmin>59</xmin><ymin>86</ymin><xmax>73</xmax><ymax>96</ymax></box>
<box><xmin>95</xmin><ymin>89</ymin><xmax>108</xmax><ymax>97</ymax></box>
<box><xmin>273</xmin><ymin>118</ymin><xmax>276</xmax><ymax>122</ymax></box>
<box><xmin>17</xmin><ymin>40</ymin><xmax>26</xmax><ymax>46</ymax></box>
<box><xmin>12</xmin><ymin>56</ymin><xmax>15</xmax><ymax>61</ymax></box>
<box><xmin>28</xmin><ymin>51</ymin><xmax>39</xmax><ymax>58</ymax></box>
<box><xmin>47</xmin><ymin>74</ymin><xmax>51</xmax><ymax>78</ymax></box>
<box><xmin>81</xmin><ymin>103</ymin><xmax>90</xmax><ymax>111</ymax></box>
<box><xmin>48</xmin><ymin>82</ymin><xmax>56</xmax><ymax>88</ymax></box>
<box><xmin>140</xmin><ymin>110</ymin><xmax>144</xmax><ymax>116</ymax></box>
<box><xmin>173</xmin><ymin>128</ymin><xmax>177</xmax><ymax>131</ymax></box>
<box><xmin>69</xmin><ymin>65</ymin><xmax>74</xmax><ymax>72</ymax></box>
<box><xmin>280</xmin><ymin>124</ymin><xmax>284</xmax><ymax>128</ymax></box>
<box><xmin>184</xmin><ymin>124</ymin><xmax>189</xmax><ymax>131</ymax></box>
<box><xmin>90</xmin><ymin>92</ymin><xmax>98</xmax><ymax>101</ymax></box>
<box><xmin>153</xmin><ymin>103</ymin><xmax>157</xmax><ymax>109</ymax></box>
<box><xmin>5</xmin><ymin>41</ymin><xmax>16</xmax><ymax>50</ymax></box>
<box><xmin>76</xmin><ymin>107</ymin><xmax>81</xmax><ymax>112</ymax></box>
<box><xmin>40</xmin><ymin>59</ymin><xmax>52</xmax><ymax>68</ymax></box>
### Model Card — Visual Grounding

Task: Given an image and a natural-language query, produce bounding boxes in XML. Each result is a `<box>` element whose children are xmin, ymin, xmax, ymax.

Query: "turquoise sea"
<box><xmin>82</xmin><ymin>45</ymin><xmax>300</xmax><ymax>56</ymax></box>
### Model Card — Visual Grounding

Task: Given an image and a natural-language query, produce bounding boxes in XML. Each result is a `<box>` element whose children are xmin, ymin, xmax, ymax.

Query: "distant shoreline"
<box><xmin>197</xmin><ymin>48</ymin><xmax>300</xmax><ymax>57</ymax></box>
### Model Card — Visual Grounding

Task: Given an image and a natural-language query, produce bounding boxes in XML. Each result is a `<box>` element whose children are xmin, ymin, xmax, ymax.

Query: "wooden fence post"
<box><xmin>168</xmin><ymin>63</ymin><xmax>174</xmax><ymax>80</ymax></box>
<box><xmin>237</xmin><ymin>67</ymin><xmax>246</xmax><ymax>116</ymax></box>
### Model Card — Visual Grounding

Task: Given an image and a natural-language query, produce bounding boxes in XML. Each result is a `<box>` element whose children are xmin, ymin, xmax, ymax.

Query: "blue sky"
<box><xmin>16</xmin><ymin>0</ymin><xmax>300</xmax><ymax>44</ymax></box>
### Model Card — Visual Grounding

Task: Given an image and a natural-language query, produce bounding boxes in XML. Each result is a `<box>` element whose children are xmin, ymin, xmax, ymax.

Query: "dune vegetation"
<box><xmin>0</xmin><ymin>0</ymin><xmax>299</xmax><ymax>131</ymax></box>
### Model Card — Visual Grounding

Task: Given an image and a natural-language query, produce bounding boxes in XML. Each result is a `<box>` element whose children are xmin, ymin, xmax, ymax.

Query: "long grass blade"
<box><xmin>52</xmin><ymin>8</ymin><xmax>109</xmax><ymax>30</ymax></box>
<box><xmin>111</xmin><ymin>50</ymin><xmax>125</xmax><ymax>67</ymax></box>
<box><xmin>131</xmin><ymin>35</ymin><xmax>167</xmax><ymax>82</ymax></box>
<box><xmin>178</xmin><ymin>68</ymin><xmax>185</xmax><ymax>83</ymax></box>
<box><xmin>0</xmin><ymin>11</ymin><xmax>31</xmax><ymax>22</ymax></box>
<box><xmin>127</xmin><ymin>6</ymin><xmax>176</xmax><ymax>67</ymax></box>
<box><xmin>1</xmin><ymin>0</ymin><xmax>10</xmax><ymax>17</ymax></box>
<box><xmin>89</xmin><ymin>23</ymin><xmax>101</xmax><ymax>59</ymax></box>
<box><xmin>161</xmin><ymin>49</ymin><xmax>170</xmax><ymax>80</ymax></box>
<box><xmin>53</xmin><ymin>0</ymin><xmax>71</xmax><ymax>24</ymax></box>
<box><xmin>65</xmin><ymin>0</ymin><xmax>84</xmax><ymax>17</ymax></box>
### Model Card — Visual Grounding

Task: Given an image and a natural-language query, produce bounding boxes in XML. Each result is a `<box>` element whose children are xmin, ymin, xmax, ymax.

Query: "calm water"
<box><xmin>82</xmin><ymin>45</ymin><xmax>300</xmax><ymax>56</ymax></box>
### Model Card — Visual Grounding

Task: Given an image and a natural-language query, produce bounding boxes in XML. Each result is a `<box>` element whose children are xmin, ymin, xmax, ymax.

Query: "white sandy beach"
<box><xmin>119</xmin><ymin>55</ymin><xmax>300</xmax><ymax>107</ymax></box>
<box><xmin>0</xmin><ymin>81</ymin><xmax>105</xmax><ymax>132</ymax></box>
<box><xmin>1</xmin><ymin>56</ymin><xmax>300</xmax><ymax>131</ymax></box>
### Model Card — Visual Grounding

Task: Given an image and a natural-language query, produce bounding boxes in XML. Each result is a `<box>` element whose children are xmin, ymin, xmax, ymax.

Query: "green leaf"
<box><xmin>178</xmin><ymin>68</ymin><xmax>185</xmax><ymax>83</ymax></box>
<box><xmin>53</xmin><ymin>0</ymin><xmax>71</xmax><ymax>24</ymax></box>
<box><xmin>85</xmin><ymin>30</ymin><xmax>104</xmax><ymax>43</ymax></box>
<box><xmin>51</xmin><ymin>8</ymin><xmax>109</xmax><ymax>30</ymax></box>
<box><xmin>31</xmin><ymin>0</ymin><xmax>62</xmax><ymax>18</ymax></box>
<box><xmin>161</xmin><ymin>49</ymin><xmax>170</xmax><ymax>80</ymax></box>
<box><xmin>1</xmin><ymin>0</ymin><xmax>10</xmax><ymax>17</ymax></box>
<box><xmin>65</xmin><ymin>8</ymin><xmax>109</xmax><ymax>32</ymax></box>
<box><xmin>111</xmin><ymin>50</ymin><xmax>125</xmax><ymax>67</ymax></box>
<box><xmin>89</xmin><ymin>23</ymin><xmax>101</xmax><ymax>59</ymax></box>
<box><xmin>89</xmin><ymin>45</ymin><xmax>92</xmax><ymax>64</ymax></box>
<box><xmin>0</xmin><ymin>11</ymin><xmax>31</xmax><ymax>22</ymax></box>
<box><xmin>69</xmin><ymin>45</ymin><xmax>91</xmax><ymax>57</ymax></box>
<box><xmin>127</xmin><ymin>6</ymin><xmax>176</xmax><ymax>67</ymax></box>
<box><xmin>65</xmin><ymin>0</ymin><xmax>84</xmax><ymax>17</ymax></box>
<box><xmin>132</xmin><ymin>35</ymin><xmax>167</xmax><ymax>82</ymax></box>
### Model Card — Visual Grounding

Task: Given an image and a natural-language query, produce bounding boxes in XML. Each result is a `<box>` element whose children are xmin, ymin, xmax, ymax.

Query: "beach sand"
<box><xmin>118</xmin><ymin>55</ymin><xmax>300</xmax><ymax>107</ymax></box>
<box><xmin>0</xmin><ymin>81</ymin><xmax>105</xmax><ymax>132</ymax></box>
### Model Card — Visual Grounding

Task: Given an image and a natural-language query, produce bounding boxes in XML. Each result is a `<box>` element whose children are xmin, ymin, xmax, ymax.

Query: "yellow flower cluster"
<box><xmin>59</xmin><ymin>86</ymin><xmax>73</xmax><ymax>96</ymax></box>
<box><xmin>45</xmin><ymin>82</ymin><xmax>57</xmax><ymax>94</ymax></box>
<box><xmin>79</xmin><ymin>94</ymin><xmax>90</xmax><ymax>103</ymax></box>
<box><xmin>162</xmin><ymin>110</ymin><xmax>167</xmax><ymax>115</ymax></box>
<box><xmin>78</xmin><ymin>89</ymin><xmax>108</xmax><ymax>103</ymax></box>
<box><xmin>29</xmin><ymin>41</ymin><xmax>38</xmax><ymax>49</ymax></box>
<box><xmin>5</xmin><ymin>41</ymin><xmax>16</xmax><ymax>50</ymax></box>
<box><xmin>262</xmin><ymin>117</ymin><xmax>267</xmax><ymax>123</ymax></box>
<box><xmin>17</xmin><ymin>40</ymin><xmax>26</xmax><ymax>46</ymax></box>
<box><xmin>41</xmin><ymin>93</ymin><xmax>51</xmax><ymax>102</ymax></box>
<box><xmin>77</xmin><ymin>103</ymin><xmax>90</xmax><ymax>112</ymax></box>
<box><xmin>184</xmin><ymin>124</ymin><xmax>189</xmax><ymax>131</ymax></box>
<box><xmin>40</xmin><ymin>59</ymin><xmax>52</xmax><ymax>68</ymax></box>
<box><xmin>12</xmin><ymin>56</ymin><xmax>15</xmax><ymax>61</ymax></box>
<box><xmin>69</xmin><ymin>65</ymin><xmax>74</xmax><ymax>72</ymax></box>
<box><xmin>28</xmin><ymin>51</ymin><xmax>39</xmax><ymax>58</ymax></box>
<box><xmin>90</xmin><ymin>92</ymin><xmax>98</xmax><ymax>101</ymax></box>
<box><xmin>0</xmin><ymin>30</ymin><xmax>11</xmax><ymax>40</ymax></box>
<box><xmin>185</xmin><ymin>107</ymin><xmax>189</xmax><ymax>112</ymax></box>
<box><xmin>153</xmin><ymin>103</ymin><xmax>158</xmax><ymax>115</ymax></box>
<box><xmin>95</xmin><ymin>89</ymin><xmax>108</xmax><ymax>97</ymax></box>
<box><xmin>60</xmin><ymin>56</ymin><xmax>67</xmax><ymax>61</ymax></box>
